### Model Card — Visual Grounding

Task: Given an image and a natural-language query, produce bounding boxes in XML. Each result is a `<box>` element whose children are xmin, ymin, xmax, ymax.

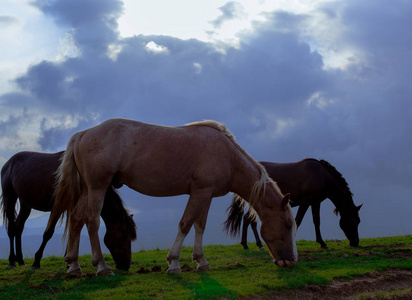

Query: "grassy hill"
<box><xmin>0</xmin><ymin>235</ymin><xmax>411</xmax><ymax>299</ymax></box>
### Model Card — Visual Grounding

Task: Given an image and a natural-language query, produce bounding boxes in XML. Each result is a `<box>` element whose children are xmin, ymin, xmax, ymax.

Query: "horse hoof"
<box><xmin>197</xmin><ymin>264</ymin><xmax>211</xmax><ymax>271</ymax></box>
<box><xmin>97</xmin><ymin>269</ymin><xmax>115</xmax><ymax>276</ymax></box>
<box><xmin>166</xmin><ymin>267</ymin><xmax>182</xmax><ymax>274</ymax></box>
<box><xmin>30</xmin><ymin>265</ymin><xmax>40</xmax><ymax>271</ymax></box>
<box><xmin>67</xmin><ymin>268</ymin><xmax>84</xmax><ymax>278</ymax></box>
<box><xmin>259</xmin><ymin>246</ymin><xmax>265</xmax><ymax>251</ymax></box>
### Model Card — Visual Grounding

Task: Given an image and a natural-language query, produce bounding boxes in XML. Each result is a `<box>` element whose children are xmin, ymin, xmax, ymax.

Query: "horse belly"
<box><xmin>120</xmin><ymin>164</ymin><xmax>193</xmax><ymax>197</ymax></box>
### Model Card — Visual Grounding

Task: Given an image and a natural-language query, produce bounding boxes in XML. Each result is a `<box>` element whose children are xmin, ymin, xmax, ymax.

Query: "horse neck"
<box><xmin>100</xmin><ymin>189</ymin><xmax>126</xmax><ymax>225</ymax></box>
<box><xmin>328</xmin><ymin>193</ymin><xmax>357</xmax><ymax>217</ymax></box>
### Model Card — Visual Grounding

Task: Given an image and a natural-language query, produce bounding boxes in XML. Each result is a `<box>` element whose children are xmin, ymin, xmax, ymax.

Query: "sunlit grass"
<box><xmin>0</xmin><ymin>235</ymin><xmax>410</xmax><ymax>299</ymax></box>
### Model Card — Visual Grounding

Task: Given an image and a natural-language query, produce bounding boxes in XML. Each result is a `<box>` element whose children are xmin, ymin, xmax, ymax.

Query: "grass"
<box><xmin>0</xmin><ymin>235</ymin><xmax>411</xmax><ymax>299</ymax></box>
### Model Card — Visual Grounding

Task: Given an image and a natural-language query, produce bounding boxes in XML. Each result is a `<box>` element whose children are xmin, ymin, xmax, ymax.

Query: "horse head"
<box><xmin>101</xmin><ymin>187</ymin><xmax>137</xmax><ymax>271</ymax></box>
<box><xmin>257</xmin><ymin>187</ymin><xmax>297</xmax><ymax>267</ymax></box>
<box><xmin>335</xmin><ymin>204</ymin><xmax>362</xmax><ymax>247</ymax></box>
<box><xmin>104</xmin><ymin>213</ymin><xmax>137</xmax><ymax>270</ymax></box>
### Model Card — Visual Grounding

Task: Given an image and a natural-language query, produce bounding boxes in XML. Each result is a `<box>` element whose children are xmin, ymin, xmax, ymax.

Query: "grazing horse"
<box><xmin>224</xmin><ymin>159</ymin><xmax>362</xmax><ymax>249</ymax></box>
<box><xmin>1</xmin><ymin>151</ymin><xmax>137</xmax><ymax>270</ymax></box>
<box><xmin>51</xmin><ymin>118</ymin><xmax>297</xmax><ymax>276</ymax></box>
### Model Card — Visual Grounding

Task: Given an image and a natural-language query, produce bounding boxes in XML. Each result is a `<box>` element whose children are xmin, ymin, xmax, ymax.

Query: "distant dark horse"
<box><xmin>1</xmin><ymin>151</ymin><xmax>137</xmax><ymax>270</ymax></box>
<box><xmin>225</xmin><ymin>159</ymin><xmax>362</xmax><ymax>249</ymax></box>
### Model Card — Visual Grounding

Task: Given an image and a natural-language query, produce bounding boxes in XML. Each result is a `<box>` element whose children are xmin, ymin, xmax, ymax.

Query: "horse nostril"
<box><xmin>115</xmin><ymin>263</ymin><xmax>130</xmax><ymax>271</ymax></box>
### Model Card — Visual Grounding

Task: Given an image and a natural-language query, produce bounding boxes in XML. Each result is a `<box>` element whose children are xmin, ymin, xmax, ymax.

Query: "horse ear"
<box><xmin>282</xmin><ymin>193</ymin><xmax>291</xmax><ymax>208</ymax></box>
<box><xmin>357</xmin><ymin>204</ymin><xmax>363</xmax><ymax>211</ymax></box>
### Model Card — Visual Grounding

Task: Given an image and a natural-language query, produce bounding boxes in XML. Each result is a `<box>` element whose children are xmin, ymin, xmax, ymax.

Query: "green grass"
<box><xmin>0</xmin><ymin>235</ymin><xmax>411</xmax><ymax>299</ymax></box>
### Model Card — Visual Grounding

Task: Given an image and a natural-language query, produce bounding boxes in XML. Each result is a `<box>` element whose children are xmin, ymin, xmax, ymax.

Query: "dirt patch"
<box><xmin>136</xmin><ymin>265</ymin><xmax>162</xmax><ymax>274</ymax></box>
<box><xmin>241</xmin><ymin>269</ymin><xmax>412</xmax><ymax>300</ymax></box>
<box><xmin>298</xmin><ymin>247</ymin><xmax>412</xmax><ymax>262</ymax></box>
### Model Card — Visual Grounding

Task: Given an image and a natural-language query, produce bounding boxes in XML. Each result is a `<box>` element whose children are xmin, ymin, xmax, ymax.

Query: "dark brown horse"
<box><xmin>51</xmin><ymin>118</ymin><xmax>297</xmax><ymax>276</ymax></box>
<box><xmin>1</xmin><ymin>151</ymin><xmax>137</xmax><ymax>270</ymax></box>
<box><xmin>225</xmin><ymin>159</ymin><xmax>362</xmax><ymax>249</ymax></box>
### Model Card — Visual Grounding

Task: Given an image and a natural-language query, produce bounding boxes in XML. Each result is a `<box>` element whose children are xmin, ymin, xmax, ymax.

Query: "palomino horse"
<box><xmin>224</xmin><ymin>159</ymin><xmax>362</xmax><ymax>249</ymax></box>
<box><xmin>51</xmin><ymin>118</ymin><xmax>297</xmax><ymax>276</ymax></box>
<box><xmin>1</xmin><ymin>151</ymin><xmax>136</xmax><ymax>270</ymax></box>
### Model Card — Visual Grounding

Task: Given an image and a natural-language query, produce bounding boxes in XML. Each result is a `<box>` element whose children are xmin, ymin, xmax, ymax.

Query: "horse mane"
<box><xmin>319</xmin><ymin>159</ymin><xmax>354</xmax><ymax>215</ymax></box>
<box><xmin>187</xmin><ymin>119</ymin><xmax>283</xmax><ymax>206</ymax></box>
<box><xmin>186</xmin><ymin>120</ymin><xmax>236</xmax><ymax>142</ymax></box>
<box><xmin>319</xmin><ymin>159</ymin><xmax>353</xmax><ymax>197</ymax></box>
<box><xmin>189</xmin><ymin>120</ymin><xmax>285</xmax><ymax>237</ymax></box>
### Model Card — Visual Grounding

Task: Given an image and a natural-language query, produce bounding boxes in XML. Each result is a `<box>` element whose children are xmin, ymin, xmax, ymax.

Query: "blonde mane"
<box><xmin>187</xmin><ymin>120</ymin><xmax>284</xmax><ymax>210</ymax></box>
<box><xmin>186</xmin><ymin>120</ymin><xmax>236</xmax><ymax>142</ymax></box>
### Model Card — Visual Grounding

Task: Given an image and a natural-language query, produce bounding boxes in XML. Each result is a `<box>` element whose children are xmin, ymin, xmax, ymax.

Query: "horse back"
<box><xmin>73</xmin><ymin>119</ymin><xmax>237</xmax><ymax>197</ymax></box>
<box><xmin>1</xmin><ymin>151</ymin><xmax>64</xmax><ymax>211</ymax></box>
<box><xmin>260</xmin><ymin>159</ymin><xmax>329</xmax><ymax>199</ymax></box>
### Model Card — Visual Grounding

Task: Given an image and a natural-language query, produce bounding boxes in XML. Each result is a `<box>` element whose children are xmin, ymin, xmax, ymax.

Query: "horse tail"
<box><xmin>47</xmin><ymin>131</ymin><xmax>83</xmax><ymax>237</ymax></box>
<box><xmin>0</xmin><ymin>164</ymin><xmax>17</xmax><ymax>231</ymax></box>
<box><xmin>223</xmin><ymin>194</ymin><xmax>247</xmax><ymax>238</ymax></box>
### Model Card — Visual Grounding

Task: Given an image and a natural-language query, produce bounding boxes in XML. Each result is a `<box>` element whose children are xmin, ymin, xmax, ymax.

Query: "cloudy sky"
<box><xmin>0</xmin><ymin>0</ymin><xmax>411</xmax><ymax>253</ymax></box>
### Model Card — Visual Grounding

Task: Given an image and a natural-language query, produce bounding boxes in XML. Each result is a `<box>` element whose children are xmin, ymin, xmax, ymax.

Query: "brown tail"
<box><xmin>47</xmin><ymin>131</ymin><xmax>83</xmax><ymax>238</ymax></box>
<box><xmin>223</xmin><ymin>194</ymin><xmax>247</xmax><ymax>238</ymax></box>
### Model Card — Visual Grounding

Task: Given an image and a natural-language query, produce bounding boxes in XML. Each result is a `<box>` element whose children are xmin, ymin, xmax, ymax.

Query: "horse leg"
<box><xmin>294</xmin><ymin>200</ymin><xmax>310</xmax><ymax>228</ymax></box>
<box><xmin>4</xmin><ymin>192</ymin><xmax>18</xmax><ymax>268</ymax></box>
<box><xmin>64</xmin><ymin>194</ymin><xmax>87</xmax><ymax>277</ymax></box>
<box><xmin>85</xmin><ymin>189</ymin><xmax>113</xmax><ymax>276</ymax></box>
<box><xmin>311</xmin><ymin>202</ymin><xmax>328</xmax><ymax>249</ymax></box>
<box><xmin>31</xmin><ymin>212</ymin><xmax>60</xmax><ymax>270</ymax></box>
<box><xmin>192</xmin><ymin>198</ymin><xmax>212</xmax><ymax>271</ymax></box>
<box><xmin>240</xmin><ymin>213</ymin><xmax>251</xmax><ymax>250</ymax></box>
<box><xmin>250</xmin><ymin>218</ymin><xmax>264</xmax><ymax>250</ymax></box>
<box><xmin>14</xmin><ymin>204</ymin><xmax>32</xmax><ymax>266</ymax></box>
<box><xmin>166</xmin><ymin>190</ymin><xmax>211</xmax><ymax>274</ymax></box>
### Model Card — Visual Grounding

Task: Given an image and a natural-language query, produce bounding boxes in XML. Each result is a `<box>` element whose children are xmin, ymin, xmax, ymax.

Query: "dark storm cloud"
<box><xmin>32</xmin><ymin>0</ymin><xmax>124</xmax><ymax>56</ymax></box>
<box><xmin>1</xmin><ymin>0</ymin><xmax>411</xmax><ymax>244</ymax></box>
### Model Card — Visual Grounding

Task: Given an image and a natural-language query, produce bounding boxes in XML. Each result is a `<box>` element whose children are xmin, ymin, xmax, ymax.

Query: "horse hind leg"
<box><xmin>14</xmin><ymin>204</ymin><xmax>32</xmax><ymax>266</ymax></box>
<box><xmin>64</xmin><ymin>193</ymin><xmax>87</xmax><ymax>277</ymax></box>
<box><xmin>241</xmin><ymin>212</ymin><xmax>252</xmax><ymax>250</ymax></box>
<box><xmin>311</xmin><ymin>202</ymin><xmax>328</xmax><ymax>249</ymax></box>
<box><xmin>31</xmin><ymin>212</ymin><xmax>60</xmax><ymax>270</ymax></box>
<box><xmin>3</xmin><ymin>191</ymin><xmax>18</xmax><ymax>268</ymax></box>
<box><xmin>250</xmin><ymin>219</ymin><xmax>264</xmax><ymax>250</ymax></box>
<box><xmin>85</xmin><ymin>189</ymin><xmax>113</xmax><ymax>276</ymax></box>
<box><xmin>192</xmin><ymin>198</ymin><xmax>213</xmax><ymax>271</ymax></box>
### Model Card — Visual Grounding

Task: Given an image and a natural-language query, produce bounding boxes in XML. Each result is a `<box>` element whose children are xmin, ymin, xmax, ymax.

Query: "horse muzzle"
<box><xmin>115</xmin><ymin>261</ymin><xmax>131</xmax><ymax>271</ymax></box>
<box><xmin>274</xmin><ymin>257</ymin><xmax>297</xmax><ymax>267</ymax></box>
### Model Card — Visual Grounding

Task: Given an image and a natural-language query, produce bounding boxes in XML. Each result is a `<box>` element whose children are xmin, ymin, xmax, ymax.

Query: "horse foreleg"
<box><xmin>294</xmin><ymin>200</ymin><xmax>310</xmax><ymax>228</ymax></box>
<box><xmin>86</xmin><ymin>189</ymin><xmax>113</xmax><ymax>276</ymax></box>
<box><xmin>32</xmin><ymin>212</ymin><xmax>60</xmax><ymax>270</ymax></box>
<box><xmin>166</xmin><ymin>191</ymin><xmax>211</xmax><ymax>274</ymax></box>
<box><xmin>311</xmin><ymin>202</ymin><xmax>327</xmax><ymax>249</ymax></box>
<box><xmin>15</xmin><ymin>204</ymin><xmax>31</xmax><ymax>266</ymax></box>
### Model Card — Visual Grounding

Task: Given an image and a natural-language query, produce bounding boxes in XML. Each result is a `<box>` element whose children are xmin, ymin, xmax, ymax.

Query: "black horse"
<box><xmin>1</xmin><ymin>151</ymin><xmax>137</xmax><ymax>270</ymax></box>
<box><xmin>225</xmin><ymin>159</ymin><xmax>362</xmax><ymax>249</ymax></box>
